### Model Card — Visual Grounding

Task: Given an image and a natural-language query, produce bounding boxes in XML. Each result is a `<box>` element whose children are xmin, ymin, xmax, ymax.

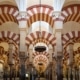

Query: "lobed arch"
<box><xmin>33</xmin><ymin>54</ymin><xmax>49</xmax><ymax>73</ymax></box>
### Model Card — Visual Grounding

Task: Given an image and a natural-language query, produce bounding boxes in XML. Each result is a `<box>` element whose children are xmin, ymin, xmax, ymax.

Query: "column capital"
<box><xmin>19</xmin><ymin>51</ymin><xmax>28</xmax><ymax>59</ymax></box>
<box><xmin>57</xmin><ymin>52</ymin><xmax>63</xmax><ymax>58</ymax></box>
<box><xmin>19</xmin><ymin>51</ymin><xmax>25</xmax><ymax>58</ymax></box>
<box><xmin>19</xmin><ymin>51</ymin><xmax>26</xmax><ymax>65</ymax></box>
<box><xmin>53</xmin><ymin>11</ymin><xmax>62</xmax><ymax>18</ymax></box>
<box><xmin>19</xmin><ymin>11</ymin><xmax>27</xmax><ymax>18</ymax></box>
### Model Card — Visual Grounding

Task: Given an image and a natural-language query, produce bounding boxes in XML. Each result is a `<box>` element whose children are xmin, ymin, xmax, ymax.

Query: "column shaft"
<box><xmin>19</xmin><ymin>20</ymin><xmax>27</xmax><ymax>80</ymax></box>
<box><xmin>54</xmin><ymin>21</ymin><xmax>63</xmax><ymax>80</ymax></box>
<box><xmin>57</xmin><ymin>54</ymin><xmax>63</xmax><ymax>80</ymax></box>
<box><xmin>19</xmin><ymin>28</ymin><xmax>26</xmax><ymax>52</ymax></box>
<box><xmin>66</xmin><ymin>43</ymin><xmax>74</xmax><ymax>80</ymax></box>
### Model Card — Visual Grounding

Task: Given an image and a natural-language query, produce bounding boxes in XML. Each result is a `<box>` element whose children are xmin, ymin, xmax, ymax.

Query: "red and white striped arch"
<box><xmin>33</xmin><ymin>51</ymin><xmax>49</xmax><ymax>58</ymax></box>
<box><xmin>27</xmin><ymin>5</ymin><xmax>54</xmax><ymax>27</ymax></box>
<box><xmin>0</xmin><ymin>5</ymin><xmax>19</xmax><ymax>25</ymax></box>
<box><xmin>26</xmin><ymin>31</ymin><xmax>56</xmax><ymax>46</ymax></box>
<box><xmin>59</xmin><ymin>4</ymin><xmax>80</xmax><ymax>23</ymax></box>
<box><xmin>62</xmin><ymin>31</ymin><xmax>80</xmax><ymax>47</ymax></box>
<box><xmin>63</xmin><ymin>45</ymin><xmax>80</xmax><ymax>61</ymax></box>
<box><xmin>0</xmin><ymin>31</ymin><xmax>20</xmax><ymax>44</ymax></box>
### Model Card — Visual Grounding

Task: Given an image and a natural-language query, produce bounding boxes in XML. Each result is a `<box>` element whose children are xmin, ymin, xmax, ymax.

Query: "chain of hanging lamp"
<box><xmin>39</xmin><ymin>0</ymin><xmax>42</xmax><ymax>38</ymax></box>
<box><xmin>34</xmin><ymin>0</ymin><xmax>46</xmax><ymax>52</ymax></box>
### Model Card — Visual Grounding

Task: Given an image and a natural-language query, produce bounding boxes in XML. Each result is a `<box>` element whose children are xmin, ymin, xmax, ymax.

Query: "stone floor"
<box><xmin>0</xmin><ymin>78</ymin><xmax>79</xmax><ymax>80</ymax></box>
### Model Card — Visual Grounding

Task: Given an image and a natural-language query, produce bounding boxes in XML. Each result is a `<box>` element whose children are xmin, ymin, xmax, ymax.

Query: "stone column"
<box><xmin>19</xmin><ymin>28</ymin><xmax>26</xmax><ymax>80</ymax></box>
<box><xmin>79</xmin><ymin>66</ymin><xmax>80</xmax><ymax>80</ymax></box>
<box><xmin>9</xmin><ymin>40</ymin><xmax>15</xmax><ymax>63</ymax></box>
<box><xmin>66</xmin><ymin>43</ymin><xmax>74</xmax><ymax>80</ymax></box>
<box><xmin>52</xmin><ymin>58</ymin><xmax>57</xmax><ymax>80</ymax></box>
<box><xmin>50</xmin><ymin>63</ymin><xmax>53</xmax><ymax>80</ymax></box>
<box><xmin>67</xmin><ymin>43</ymin><xmax>73</xmax><ymax>66</ymax></box>
<box><xmin>19</xmin><ymin>52</ymin><xmax>26</xmax><ymax>80</ymax></box>
<box><xmin>29</xmin><ymin>44</ymin><xmax>33</xmax><ymax>62</ymax></box>
<box><xmin>54</xmin><ymin>20</ymin><xmax>63</xmax><ymax>80</ymax></box>
<box><xmin>8</xmin><ymin>41</ymin><xmax>15</xmax><ymax>80</ymax></box>
<box><xmin>56</xmin><ymin>54</ymin><xmax>63</xmax><ymax>80</ymax></box>
<box><xmin>48</xmin><ymin>44</ymin><xmax>53</xmax><ymax>62</ymax></box>
<box><xmin>19</xmin><ymin>28</ymin><xmax>27</xmax><ymax>53</ymax></box>
<box><xmin>19</xmin><ymin>13</ymin><xmax>27</xmax><ymax>80</ymax></box>
<box><xmin>53</xmin><ymin>46</ymin><xmax>57</xmax><ymax>80</ymax></box>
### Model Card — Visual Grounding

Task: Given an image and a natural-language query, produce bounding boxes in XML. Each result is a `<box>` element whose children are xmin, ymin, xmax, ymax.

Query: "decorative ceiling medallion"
<box><xmin>33</xmin><ymin>54</ymin><xmax>49</xmax><ymax>73</ymax></box>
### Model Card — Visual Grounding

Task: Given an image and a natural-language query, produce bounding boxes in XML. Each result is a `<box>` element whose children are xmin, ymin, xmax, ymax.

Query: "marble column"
<box><xmin>9</xmin><ymin>40</ymin><xmax>14</xmax><ymax>63</ymax></box>
<box><xmin>19</xmin><ymin>52</ymin><xmax>26</xmax><ymax>80</ymax></box>
<box><xmin>19</xmin><ymin>28</ymin><xmax>26</xmax><ymax>80</ymax></box>
<box><xmin>19</xmin><ymin>13</ymin><xmax>27</xmax><ymax>80</ymax></box>
<box><xmin>52</xmin><ymin>58</ymin><xmax>57</xmax><ymax>80</ymax></box>
<box><xmin>8</xmin><ymin>41</ymin><xmax>15</xmax><ymax>80</ymax></box>
<box><xmin>29</xmin><ymin>44</ymin><xmax>33</xmax><ymax>62</ymax></box>
<box><xmin>66</xmin><ymin>43</ymin><xmax>74</xmax><ymax>80</ymax></box>
<box><xmin>56</xmin><ymin>53</ymin><xmax>63</xmax><ymax>80</ymax></box>
<box><xmin>67</xmin><ymin>43</ymin><xmax>73</xmax><ymax>66</ymax></box>
<box><xmin>79</xmin><ymin>66</ymin><xmax>80</xmax><ymax>80</ymax></box>
<box><xmin>54</xmin><ymin>20</ymin><xmax>63</xmax><ymax>80</ymax></box>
